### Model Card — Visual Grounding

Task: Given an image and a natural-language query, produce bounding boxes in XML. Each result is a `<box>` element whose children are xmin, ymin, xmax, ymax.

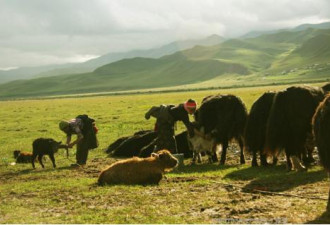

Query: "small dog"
<box><xmin>13</xmin><ymin>150</ymin><xmax>34</xmax><ymax>163</ymax></box>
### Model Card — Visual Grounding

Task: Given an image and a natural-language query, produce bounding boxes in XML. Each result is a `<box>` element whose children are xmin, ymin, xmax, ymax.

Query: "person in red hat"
<box><xmin>145</xmin><ymin>99</ymin><xmax>197</xmax><ymax>153</ymax></box>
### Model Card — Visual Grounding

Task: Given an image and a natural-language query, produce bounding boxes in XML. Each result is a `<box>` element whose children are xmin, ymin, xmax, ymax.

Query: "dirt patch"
<box><xmin>165</xmin><ymin>176</ymin><xmax>199</xmax><ymax>183</ymax></box>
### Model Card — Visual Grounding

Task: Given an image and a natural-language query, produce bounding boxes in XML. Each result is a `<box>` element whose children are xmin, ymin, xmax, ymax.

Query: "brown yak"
<box><xmin>98</xmin><ymin>150</ymin><xmax>178</xmax><ymax>185</ymax></box>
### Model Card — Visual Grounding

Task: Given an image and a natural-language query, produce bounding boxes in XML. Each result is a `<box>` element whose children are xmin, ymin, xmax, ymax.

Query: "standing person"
<box><xmin>145</xmin><ymin>99</ymin><xmax>197</xmax><ymax>153</ymax></box>
<box><xmin>59</xmin><ymin>115</ymin><xmax>98</xmax><ymax>167</ymax></box>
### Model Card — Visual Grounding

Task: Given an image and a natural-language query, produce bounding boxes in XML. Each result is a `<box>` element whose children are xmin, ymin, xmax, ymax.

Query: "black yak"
<box><xmin>322</xmin><ymin>82</ymin><xmax>330</xmax><ymax>93</ymax></box>
<box><xmin>139</xmin><ymin>131</ymin><xmax>193</xmax><ymax>158</ymax></box>
<box><xmin>194</xmin><ymin>94</ymin><xmax>248</xmax><ymax>165</ymax></box>
<box><xmin>110</xmin><ymin>131</ymin><xmax>157</xmax><ymax>157</ymax></box>
<box><xmin>104</xmin><ymin>136</ymin><xmax>130</xmax><ymax>154</ymax></box>
<box><xmin>32</xmin><ymin>138</ymin><xmax>67</xmax><ymax>169</ymax></box>
<box><xmin>244</xmin><ymin>91</ymin><xmax>277</xmax><ymax>167</ymax></box>
<box><xmin>313</xmin><ymin>94</ymin><xmax>330</xmax><ymax>211</ymax></box>
<box><xmin>104</xmin><ymin>130</ymin><xmax>153</xmax><ymax>154</ymax></box>
<box><xmin>265</xmin><ymin>85</ymin><xmax>325</xmax><ymax>171</ymax></box>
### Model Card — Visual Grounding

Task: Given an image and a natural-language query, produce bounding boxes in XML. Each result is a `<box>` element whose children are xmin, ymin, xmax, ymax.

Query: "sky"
<box><xmin>0</xmin><ymin>0</ymin><xmax>330</xmax><ymax>69</ymax></box>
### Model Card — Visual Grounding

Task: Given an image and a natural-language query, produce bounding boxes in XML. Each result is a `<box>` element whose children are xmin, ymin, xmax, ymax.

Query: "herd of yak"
<box><xmin>107</xmin><ymin>83</ymin><xmax>330</xmax><ymax>172</ymax></box>
<box><xmin>11</xmin><ymin>82</ymin><xmax>330</xmax><ymax>211</ymax></box>
<box><xmin>104</xmin><ymin>83</ymin><xmax>330</xmax><ymax>210</ymax></box>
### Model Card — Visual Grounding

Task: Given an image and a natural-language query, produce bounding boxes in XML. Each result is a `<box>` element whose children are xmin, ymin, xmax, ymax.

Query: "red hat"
<box><xmin>184</xmin><ymin>99</ymin><xmax>197</xmax><ymax>114</ymax></box>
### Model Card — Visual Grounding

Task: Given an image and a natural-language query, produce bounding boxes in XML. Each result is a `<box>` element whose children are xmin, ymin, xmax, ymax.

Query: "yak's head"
<box><xmin>152</xmin><ymin>150</ymin><xmax>178</xmax><ymax>170</ymax></box>
<box><xmin>49</xmin><ymin>140</ymin><xmax>64</xmax><ymax>153</ymax></box>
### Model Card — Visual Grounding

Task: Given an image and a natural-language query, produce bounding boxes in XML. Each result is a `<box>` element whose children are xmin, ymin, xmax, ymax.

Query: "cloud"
<box><xmin>0</xmin><ymin>0</ymin><xmax>329</xmax><ymax>68</ymax></box>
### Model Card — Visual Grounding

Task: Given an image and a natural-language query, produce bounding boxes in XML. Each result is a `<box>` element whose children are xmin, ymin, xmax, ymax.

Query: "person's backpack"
<box><xmin>76</xmin><ymin>114</ymin><xmax>98</xmax><ymax>149</ymax></box>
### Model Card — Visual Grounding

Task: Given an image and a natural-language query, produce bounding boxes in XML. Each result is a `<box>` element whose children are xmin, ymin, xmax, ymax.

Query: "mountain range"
<box><xmin>0</xmin><ymin>22</ymin><xmax>330</xmax><ymax>98</ymax></box>
<box><xmin>0</xmin><ymin>34</ymin><xmax>224</xmax><ymax>84</ymax></box>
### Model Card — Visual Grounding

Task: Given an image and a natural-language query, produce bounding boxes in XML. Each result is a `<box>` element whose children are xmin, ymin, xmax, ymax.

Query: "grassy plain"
<box><xmin>0</xmin><ymin>83</ymin><xmax>330</xmax><ymax>223</ymax></box>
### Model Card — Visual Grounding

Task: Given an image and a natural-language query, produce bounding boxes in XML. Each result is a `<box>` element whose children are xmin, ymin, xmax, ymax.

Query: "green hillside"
<box><xmin>0</xmin><ymin>56</ymin><xmax>248</xmax><ymax>97</ymax></box>
<box><xmin>265</xmin><ymin>29</ymin><xmax>330</xmax><ymax>75</ymax></box>
<box><xmin>1</xmin><ymin>27</ymin><xmax>330</xmax><ymax>98</ymax></box>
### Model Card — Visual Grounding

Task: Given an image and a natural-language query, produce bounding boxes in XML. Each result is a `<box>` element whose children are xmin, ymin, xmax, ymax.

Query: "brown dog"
<box><xmin>98</xmin><ymin>150</ymin><xmax>178</xmax><ymax>185</ymax></box>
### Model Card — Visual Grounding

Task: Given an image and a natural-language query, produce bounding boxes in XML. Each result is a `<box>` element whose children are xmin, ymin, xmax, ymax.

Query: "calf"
<box><xmin>188</xmin><ymin>127</ymin><xmax>218</xmax><ymax>164</ymax></box>
<box><xmin>32</xmin><ymin>138</ymin><xmax>67</xmax><ymax>169</ymax></box>
<box><xmin>98</xmin><ymin>150</ymin><xmax>178</xmax><ymax>185</ymax></box>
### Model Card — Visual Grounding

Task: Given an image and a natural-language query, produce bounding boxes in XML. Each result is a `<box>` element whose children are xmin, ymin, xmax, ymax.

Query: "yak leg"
<box><xmin>291</xmin><ymin>155</ymin><xmax>306</xmax><ymax>172</ymax></box>
<box><xmin>197</xmin><ymin>153</ymin><xmax>202</xmax><ymax>163</ymax></box>
<box><xmin>252</xmin><ymin>151</ymin><xmax>258</xmax><ymax>167</ymax></box>
<box><xmin>327</xmin><ymin>172</ymin><xmax>330</xmax><ymax>212</ymax></box>
<box><xmin>38</xmin><ymin>155</ymin><xmax>45</xmax><ymax>168</ymax></box>
<box><xmin>192</xmin><ymin>152</ymin><xmax>201</xmax><ymax>164</ymax></box>
<box><xmin>285</xmin><ymin>151</ymin><xmax>292</xmax><ymax>171</ymax></box>
<box><xmin>211</xmin><ymin>144</ymin><xmax>218</xmax><ymax>162</ymax></box>
<box><xmin>272</xmin><ymin>156</ymin><xmax>278</xmax><ymax>165</ymax></box>
<box><xmin>145</xmin><ymin>173</ymin><xmax>163</xmax><ymax>185</ymax></box>
<box><xmin>32</xmin><ymin>154</ymin><xmax>37</xmax><ymax>169</ymax></box>
<box><xmin>260</xmin><ymin>153</ymin><xmax>269</xmax><ymax>166</ymax></box>
<box><xmin>49</xmin><ymin>154</ymin><xmax>56</xmax><ymax>168</ymax></box>
<box><xmin>219</xmin><ymin>140</ymin><xmax>228</xmax><ymax>165</ymax></box>
<box><xmin>238</xmin><ymin>137</ymin><xmax>245</xmax><ymax>164</ymax></box>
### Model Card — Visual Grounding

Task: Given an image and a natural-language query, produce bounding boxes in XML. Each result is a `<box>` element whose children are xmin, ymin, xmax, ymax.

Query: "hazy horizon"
<box><xmin>1</xmin><ymin>0</ymin><xmax>330</xmax><ymax>69</ymax></box>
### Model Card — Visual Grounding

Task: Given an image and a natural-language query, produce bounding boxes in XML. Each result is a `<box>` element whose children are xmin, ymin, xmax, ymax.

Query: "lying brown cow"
<box><xmin>98</xmin><ymin>150</ymin><xmax>178</xmax><ymax>185</ymax></box>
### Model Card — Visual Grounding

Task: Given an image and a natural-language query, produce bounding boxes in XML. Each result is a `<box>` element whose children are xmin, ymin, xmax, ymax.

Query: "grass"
<box><xmin>1</xmin><ymin>83</ymin><xmax>330</xmax><ymax>223</ymax></box>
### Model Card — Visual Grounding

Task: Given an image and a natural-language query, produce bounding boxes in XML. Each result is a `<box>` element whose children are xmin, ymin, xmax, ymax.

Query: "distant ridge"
<box><xmin>1</xmin><ymin>23</ymin><xmax>330</xmax><ymax>98</ymax></box>
<box><xmin>241</xmin><ymin>21</ymin><xmax>330</xmax><ymax>39</ymax></box>
<box><xmin>0</xmin><ymin>34</ymin><xmax>225</xmax><ymax>84</ymax></box>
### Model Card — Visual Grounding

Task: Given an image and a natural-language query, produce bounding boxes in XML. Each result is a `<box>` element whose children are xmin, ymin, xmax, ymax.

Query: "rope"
<box><xmin>211</xmin><ymin>181</ymin><xmax>328</xmax><ymax>201</ymax></box>
<box><xmin>64</xmin><ymin>156</ymin><xmax>86</xmax><ymax>170</ymax></box>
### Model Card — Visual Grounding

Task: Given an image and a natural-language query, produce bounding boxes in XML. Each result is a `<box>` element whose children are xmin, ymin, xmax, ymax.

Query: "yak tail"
<box><xmin>264</xmin><ymin>92</ymin><xmax>287</xmax><ymax>156</ymax></box>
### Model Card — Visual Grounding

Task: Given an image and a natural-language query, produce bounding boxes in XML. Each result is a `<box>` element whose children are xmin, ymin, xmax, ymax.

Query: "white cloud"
<box><xmin>0</xmin><ymin>0</ymin><xmax>329</xmax><ymax>68</ymax></box>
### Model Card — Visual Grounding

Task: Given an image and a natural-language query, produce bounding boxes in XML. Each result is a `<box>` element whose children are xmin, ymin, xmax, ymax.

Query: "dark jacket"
<box><xmin>145</xmin><ymin>104</ymin><xmax>194</xmax><ymax>136</ymax></box>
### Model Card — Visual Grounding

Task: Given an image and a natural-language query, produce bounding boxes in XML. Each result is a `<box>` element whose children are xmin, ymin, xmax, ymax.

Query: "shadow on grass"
<box><xmin>306</xmin><ymin>210</ymin><xmax>330</xmax><ymax>224</ymax></box>
<box><xmin>224</xmin><ymin>165</ymin><xmax>327</xmax><ymax>192</ymax></box>
<box><xmin>0</xmin><ymin>165</ymin><xmax>75</xmax><ymax>180</ymax></box>
<box><xmin>176</xmin><ymin>163</ymin><xmax>238</xmax><ymax>174</ymax></box>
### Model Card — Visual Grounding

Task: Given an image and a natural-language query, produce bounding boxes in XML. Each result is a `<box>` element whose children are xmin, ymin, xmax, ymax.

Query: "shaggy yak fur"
<box><xmin>105</xmin><ymin>130</ymin><xmax>154</xmax><ymax>154</ymax></box>
<box><xmin>265</xmin><ymin>85</ymin><xmax>325</xmax><ymax>171</ymax></box>
<box><xmin>313</xmin><ymin>94</ymin><xmax>330</xmax><ymax>211</ymax></box>
<box><xmin>139</xmin><ymin>131</ymin><xmax>193</xmax><ymax>158</ymax></box>
<box><xmin>194</xmin><ymin>94</ymin><xmax>248</xmax><ymax>165</ymax></box>
<box><xmin>322</xmin><ymin>82</ymin><xmax>330</xmax><ymax>93</ymax></box>
<box><xmin>13</xmin><ymin>150</ymin><xmax>34</xmax><ymax>163</ymax></box>
<box><xmin>32</xmin><ymin>138</ymin><xmax>67</xmax><ymax>169</ymax></box>
<box><xmin>98</xmin><ymin>149</ymin><xmax>178</xmax><ymax>185</ymax></box>
<box><xmin>244</xmin><ymin>91</ymin><xmax>278</xmax><ymax>167</ymax></box>
<box><xmin>104</xmin><ymin>136</ymin><xmax>130</xmax><ymax>154</ymax></box>
<box><xmin>108</xmin><ymin>131</ymin><xmax>158</xmax><ymax>157</ymax></box>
